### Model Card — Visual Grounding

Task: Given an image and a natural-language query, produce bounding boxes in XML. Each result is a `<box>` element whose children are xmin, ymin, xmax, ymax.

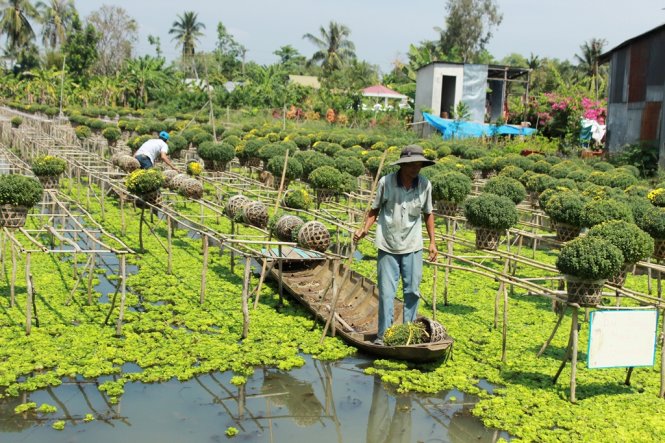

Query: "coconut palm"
<box><xmin>302</xmin><ymin>21</ymin><xmax>356</xmax><ymax>72</ymax></box>
<box><xmin>169</xmin><ymin>11</ymin><xmax>205</xmax><ymax>60</ymax></box>
<box><xmin>36</xmin><ymin>0</ymin><xmax>76</xmax><ymax>49</ymax></box>
<box><xmin>575</xmin><ymin>38</ymin><xmax>607</xmax><ymax>98</ymax></box>
<box><xmin>0</xmin><ymin>0</ymin><xmax>38</xmax><ymax>52</ymax></box>
<box><xmin>122</xmin><ymin>55</ymin><xmax>173</xmax><ymax>108</ymax></box>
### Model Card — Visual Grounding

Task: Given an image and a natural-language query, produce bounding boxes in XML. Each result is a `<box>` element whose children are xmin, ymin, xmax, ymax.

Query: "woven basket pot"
<box><xmin>553</xmin><ymin>222</ymin><xmax>582</xmax><ymax>243</ymax></box>
<box><xmin>529</xmin><ymin>191</ymin><xmax>540</xmax><ymax>209</ymax></box>
<box><xmin>37</xmin><ymin>174</ymin><xmax>60</xmax><ymax>190</ymax></box>
<box><xmin>179</xmin><ymin>178</ymin><xmax>203</xmax><ymax>199</ymax></box>
<box><xmin>225</xmin><ymin>195</ymin><xmax>250</xmax><ymax>219</ymax></box>
<box><xmin>274</xmin><ymin>215</ymin><xmax>304</xmax><ymax>242</ymax></box>
<box><xmin>474</xmin><ymin>227</ymin><xmax>501</xmax><ymax>250</ymax></box>
<box><xmin>565</xmin><ymin>275</ymin><xmax>605</xmax><ymax>307</ymax></box>
<box><xmin>415</xmin><ymin>317</ymin><xmax>449</xmax><ymax>343</ymax></box>
<box><xmin>169</xmin><ymin>173</ymin><xmax>189</xmax><ymax>190</ymax></box>
<box><xmin>315</xmin><ymin>189</ymin><xmax>338</xmax><ymax>206</ymax></box>
<box><xmin>437</xmin><ymin>200</ymin><xmax>459</xmax><ymax>217</ymax></box>
<box><xmin>607</xmin><ymin>264</ymin><xmax>630</xmax><ymax>288</ymax></box>
<box><xmin>0</xmin><ymin>205</ymin><xmax>29</xmax><ymax>228</ymax></box>
<box><xmin>654</xmin><ymin>239</ymin><xmax>665</xmax><ymax>260</ymax></box>
<box><xmin>297</xmin><ymin>221</ymin><xmax>330</xmax><ymax>252</ymax></box>
<box><xmin>242</xmin><ymin>201</ymin><xmax>268</xmax><ymax>228</ymax></box>
<box><xmin>111</xmin><ymin>153</ymin><xmax>123</xmax><ymax>166</ymax></box>
<box><xmin>239</xmin><ymin>157</ymin><xmax>261</xmax><ymax>168</ymax></box>
<box><xmin>118</xmin><ymin>155</ymin><xmax>140</xmax><ymax>173</ymax></box>
<box><xmin>135</xmin><ymin>190</ymin><xmax>161</xmax><ymax>209</ymax></box>
<box><xmin>162</xmin><ymin>169</ymin><xmax>179</xmax><ymax>188</ymax></box>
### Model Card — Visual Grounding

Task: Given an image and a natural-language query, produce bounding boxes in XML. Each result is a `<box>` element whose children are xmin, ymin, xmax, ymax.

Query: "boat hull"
<box><xmin>269</xmin><ymin>259</ymin><xmax>453</xmax><ymax>363</ymax></box>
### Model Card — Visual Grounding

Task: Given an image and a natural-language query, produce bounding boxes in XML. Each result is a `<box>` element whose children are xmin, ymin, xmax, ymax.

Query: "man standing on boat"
<box><xmin>353</xmin><ymin>145</ymin><xmax>438</xmax><ymax>345</ymax></box>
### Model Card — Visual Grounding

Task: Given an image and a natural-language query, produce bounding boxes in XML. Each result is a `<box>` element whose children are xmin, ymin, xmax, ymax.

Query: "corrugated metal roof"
<box><xmin>415</xmin><ymin>61</ymin><xmax>529</xmax><ymax>80</ymax></box>
<box><xmin>600</xmin><ymin>22</ymin><xmax>665</xmax><ymax>63</ymax></box>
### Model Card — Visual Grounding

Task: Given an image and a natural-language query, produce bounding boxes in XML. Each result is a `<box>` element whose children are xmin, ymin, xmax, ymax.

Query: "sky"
<box><xmin>72</xmin><ymin>0</ymin><xmax>665</xmax><ymax>74</ymax></box>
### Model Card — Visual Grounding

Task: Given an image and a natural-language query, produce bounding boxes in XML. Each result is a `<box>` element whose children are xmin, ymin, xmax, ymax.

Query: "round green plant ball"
<box><xmin>556</xmin><ymin>236</ymin><xmax>623</xmax><ymax>280</ymax></box>
<box><xmin>464</xmin><ymin>193</ymin><xmax>518</xmax><ymax>230</ymax></box>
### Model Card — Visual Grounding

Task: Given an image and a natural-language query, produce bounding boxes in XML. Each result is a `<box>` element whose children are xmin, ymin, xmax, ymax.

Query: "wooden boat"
<box><xmin>269</xmin><ymin>257</ymin><xmax>454</xmax><ymax>363</ymax></box>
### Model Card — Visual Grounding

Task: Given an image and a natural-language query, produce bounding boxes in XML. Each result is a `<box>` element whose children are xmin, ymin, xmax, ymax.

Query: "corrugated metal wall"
<box><xmin>606</xmin><ymin>28</ymin><xmax>665</xmax><ymax>165</ymax></box>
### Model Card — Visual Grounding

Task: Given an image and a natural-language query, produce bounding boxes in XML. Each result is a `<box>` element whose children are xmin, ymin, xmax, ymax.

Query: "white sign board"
<box><xmin>587</xmin><ymin>310</ymin><xmax>658</xmax><ymax>369</ymax></box>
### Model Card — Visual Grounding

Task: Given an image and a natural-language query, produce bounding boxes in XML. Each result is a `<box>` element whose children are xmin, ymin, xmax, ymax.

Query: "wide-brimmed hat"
<box><xmin>390</xmin><ymin>144</ymin><xmax>435</xmax><ymax>167</ymax></box>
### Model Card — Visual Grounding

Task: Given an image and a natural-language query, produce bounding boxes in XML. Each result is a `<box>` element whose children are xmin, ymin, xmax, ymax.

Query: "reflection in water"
<box><xmin>0</xmin><ymin>356</ymin><xmax>509</xmax><ymax>442</ymax></box>
<box><xmin>261</xmin><ymin>370</ymin><xmax>324</xmax><ymax>427</ymax></box>
<box><xmin>367</xmin><ymin>378</ymin><xmax>412</xmax><ymax>443</ymax></box>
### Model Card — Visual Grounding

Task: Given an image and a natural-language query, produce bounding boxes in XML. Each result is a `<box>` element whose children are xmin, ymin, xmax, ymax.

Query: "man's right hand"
<box><xmin>353</xmin><ymin>229</ymin><xmax>367</xmax><ymax>243</ymax></box>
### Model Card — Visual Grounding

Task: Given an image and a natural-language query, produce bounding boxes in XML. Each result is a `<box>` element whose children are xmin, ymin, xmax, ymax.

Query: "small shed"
<box><xmin>599</xmin><ymin>23</ymin><xmax>665</xmax><ymax>165</ymax></box>
<box><xmin>414</xmin><ymin>62</ymin><xmax>530</xmax><ymax>136</ymax></box>
<box><xmin>362</xmin><ymin>84</ymin><xmax>408</xmax><ymax>107</ymax></box>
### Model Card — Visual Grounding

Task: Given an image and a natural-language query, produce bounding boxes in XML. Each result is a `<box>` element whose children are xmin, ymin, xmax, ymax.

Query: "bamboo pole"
<box><xmin>115</xmin><ymin>255</ymin><xmax>126</xmax><ymax>336</ymax></box>
<box><xmin>537</xmin><ymin>307</ymin><xmax>567</xmax><ymax>357</ymax></box>
<box><xmin>242</xmin><ymin>256</ymin><xmax>251</xmax><ymax>339</ymax></box>
<box><xmin>167</xmin><ymin>215</ymin><xmax>173</xmax><ymax>275</ymax></box>
<box><xmin>11</xmin><ymin>242</ymin><xmax>16</xmax><ymax>308</ymax></box>
<box><xmin>86</xmin><ymin>253</ymin><xmax>95</xmax><ymax>305</ymax></box>
<box><xmin>431</xmin><ymin>262</ymin><xmax>438</xmax><ymax>321</ymax></box>
<box><xmin>660</xmin><ymin>307</ymin><xmax>665</xmax><ymax>398</ymax></box>
<box><xmin>120</xmin><ymin>195</ymin><xmax>126</xmax><ymax>236</ymax></box>
<box><xmin>25</xmin><ymin>253</ymin><xmax>32</xmax><ymax>335</ymax></box>
<box><xmin>253</xmin><ymin>151</ymin><xmax>290</xmax><ymax>308</ymax></box>
<box><xmin>570</xmin><ymin>306</ymin><xmax>579</xmax><ymax>403</ymax></box>
<box><xmin>501</xmin><ymin>281</ymin><xmax>508</xmax><ymax>362</ymax></box>
<box><xmin>200</xmin><ymin>235</ymin><xmax>209</xmax><ymax>304</ymax></box>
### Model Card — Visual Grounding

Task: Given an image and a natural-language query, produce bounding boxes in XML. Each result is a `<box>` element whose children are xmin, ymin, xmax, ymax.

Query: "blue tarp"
<box><xmin>423</xmin><ymin>112</ymin><xmax>537</xmax><ymax>140</ymax></box>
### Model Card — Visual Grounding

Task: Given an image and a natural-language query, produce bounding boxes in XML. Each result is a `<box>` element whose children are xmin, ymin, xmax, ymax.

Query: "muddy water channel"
<box><xmin>0</xmin><ymin>354</ymin><xmax>508</xmax><ymax>443</ymax></box>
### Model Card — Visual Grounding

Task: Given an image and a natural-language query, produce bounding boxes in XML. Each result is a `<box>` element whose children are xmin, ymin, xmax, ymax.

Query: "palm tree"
<box><xmin>169</xmin><ymin>11</ymin><xmax>205</xmax><ymax>61</ymax></box>
<box><xmin>575</xmin><ymin>38</ymin><xmax>607</xmax><ymax>99</ymax></box>
<box><xmin>302</xmin><ymin>21</ymin><xmax>355</xmax><ymax>72</ymax></box>
<box><xmin>122</xmin><ymin>55</ymin><xmax>173</xmax><ymax>107</ymax></box>
<box><xmin>0</xmin><ymin>0</ymin><xmax>38</xmax><ymax>52</ymax></box>
<box><xmin>36</xmin><ymin>0</ymin><xmax>75</xmax><ymax>49</ymax></box>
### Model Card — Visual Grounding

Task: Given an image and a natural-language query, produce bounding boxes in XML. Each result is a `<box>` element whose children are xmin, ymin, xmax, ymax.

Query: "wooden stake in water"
<box><xmin>253</xmin><ymin>151</ymin><xmax>290</xmax><ymax>309</ymax></box>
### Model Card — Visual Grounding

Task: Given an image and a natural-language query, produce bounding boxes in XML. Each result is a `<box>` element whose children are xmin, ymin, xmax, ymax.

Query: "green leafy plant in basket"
<box><xmin>556</xmin><ymin>236</ymin><xmax>623</xmax><ymax>281</ymax></box>
<box><xmin>75</xmin><ymin>125</ymin><xmax>91</xmax><ymax>140</ymax></box>
<box><xmin>543</xmin><ymin>191</ymin><xmax>587</xmax><ymax>227</ymax></box>
<box><xmin>283</xmin><ymin>189</ymin><xmax>312</xmax><ymax>210</ymax></box>
<box><xmin>31</xmin><ymin>155</ymin><xmax>66</xmax><ymax>177</ymax></box>
<box><xmin>431</xmin><ymin>171</ymin><xmax>472</xmax><ymax>204</ymax></box>
<box><xmin>383</xmin><ymin>322</ymin><xmax>428</xmax><ymax>346</ymax></box>
<box><xmin>125</xmin><ymin>169</ymin><xmax>164</xmax><ymax>195</ymax></box>
<box><xmin>586</xmin><ymin>220</ymin><xmax>653</xmax><ymax>265</ymax></box>
<box><xmin>267</xmin><ymin>155</ymin><xmax>303</xmax><ymax>181</ymax></box>
<box><xmin>308</xmin><ymin>166</ymin><xmax>343</xmax><ymax>190</ymax></box>
<box><xmin>463</xmin><ymin>193</ymin><xmax>518</xmax><ymax>230</ymax></box>
<box><xmin>0</xmin><ymin>174</ymin><xmax>43</xmax><ymax>207</ymax></box>
<box><xmin>10</xmin><ymin>116</ymin><xmax>22</xmax><ymax>128</ymax></box>
<box><xmin>483</xmin><ymin>175</ymin><xmax>527</xmax><ymax>205</ymax></box>
<box><xmin>101</xmin><ymin>126</ymin><xmax>121</xmax><ymax>145</ymax></box>
<box><xmin>579</xmin><ymin>199</ymin><xmax>634</xmax><ymax>228</ymax></box>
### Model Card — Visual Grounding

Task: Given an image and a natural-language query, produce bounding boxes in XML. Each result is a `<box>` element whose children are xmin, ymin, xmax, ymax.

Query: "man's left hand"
<box><xmin>428</xmin><ymin>242</ymin><xmax>438</xmax><ymax>262</ymax></box>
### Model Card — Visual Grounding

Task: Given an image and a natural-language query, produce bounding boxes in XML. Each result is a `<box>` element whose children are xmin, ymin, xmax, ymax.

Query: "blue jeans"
<box><xmin>377</xmin><ymin>249</ymin><xmax>423</xmax><ymax>339</ymax></box>
<box><xmin>135</xmin><ymin>155</ymin><xmax>153</xmax><ymax>169</ymax></box>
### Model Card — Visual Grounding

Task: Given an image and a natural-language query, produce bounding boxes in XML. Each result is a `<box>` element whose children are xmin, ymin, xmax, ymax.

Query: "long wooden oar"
<box><xmin>320</xmin><ymin>149</ymin><xmax>389</xmax><ymax>342</ymax></box>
